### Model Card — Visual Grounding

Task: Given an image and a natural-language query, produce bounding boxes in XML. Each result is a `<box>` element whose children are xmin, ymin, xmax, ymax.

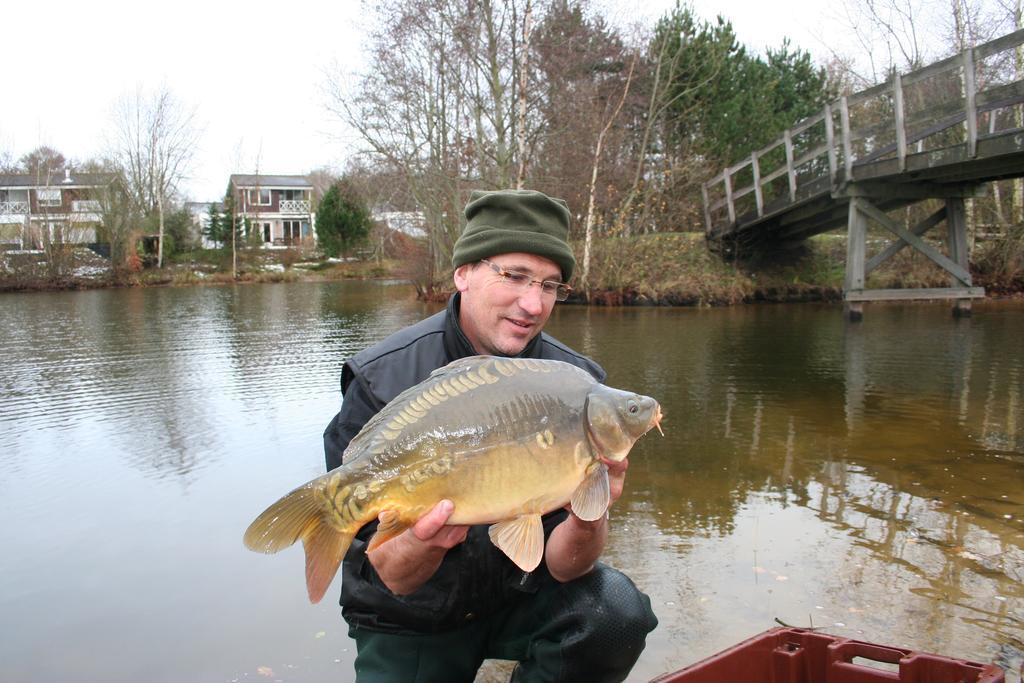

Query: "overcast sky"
<box><xmin>3</xmin><ymin>0</ymin><xmax>848</xmax><ymax>201</ymax></box>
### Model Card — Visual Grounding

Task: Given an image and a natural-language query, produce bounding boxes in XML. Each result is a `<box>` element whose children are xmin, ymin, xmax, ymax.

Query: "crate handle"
<box><xmin>827</xmin><ymin>641</ymin><xmax>910</xmax><ymax>681</ymax></box>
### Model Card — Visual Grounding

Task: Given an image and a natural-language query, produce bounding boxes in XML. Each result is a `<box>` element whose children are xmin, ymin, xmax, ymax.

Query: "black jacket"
<box><xmin>322</xmin><ymin>293</ymin><xmax>605</xmax><ymax>634</ymax></box>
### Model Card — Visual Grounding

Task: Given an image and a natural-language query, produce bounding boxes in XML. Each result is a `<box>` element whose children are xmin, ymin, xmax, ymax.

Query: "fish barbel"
<box><xmin>244</xmin><ymin>356</ymin><xmax>663</xmax><ymax>603</ymax></box>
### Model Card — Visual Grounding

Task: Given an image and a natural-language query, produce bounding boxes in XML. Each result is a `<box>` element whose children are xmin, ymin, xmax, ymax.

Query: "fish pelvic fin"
<box><xmin>570</xmin><ymin>462</ymin><xmax>610</xmax><ymax>522</ymax></box>
<box><xmin>488</xmin><ymin>514</ymin><xmax>544</xmax><ymax>572</ymax></box>
<box><xmin>243</xmin><ymin>482</ymin><xmax>358</xmax><ymax>604</ymax></box>
<box><xmin>366</xmin><ymin>509</ymin><xmax>412</xmax><ymax>553</ymax></box>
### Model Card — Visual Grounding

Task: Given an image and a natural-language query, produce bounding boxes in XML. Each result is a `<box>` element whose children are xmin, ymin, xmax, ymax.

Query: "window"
<box><xmin>249</xmin><ymin>188</ymin><xmax>272</xmax><ymax>206</ymax></box>
<box><xmin>37</xmin><ymin>188</ymin><xmax>62</xmax><ymax>207</ymax></box>
<box><xmin>283</xmin><ymin>220</ymin><xmax>301</xmax><ymax>240</ymax></box>
<box><xmin>262</xmin><ymin>223</ymin><xmax>271</xmax><ymax>243</ymax></box>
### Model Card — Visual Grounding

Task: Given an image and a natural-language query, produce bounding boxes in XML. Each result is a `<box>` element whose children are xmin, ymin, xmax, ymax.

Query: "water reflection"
<box><xmin>546</xmin><ymin>302</ymin><xmax>1023</xmax><ymax>681</ymax></box>
<box><xmin>0</xmin><ymin>289</ymin><xmax>1020</xmax><ymax>682</ymax></box>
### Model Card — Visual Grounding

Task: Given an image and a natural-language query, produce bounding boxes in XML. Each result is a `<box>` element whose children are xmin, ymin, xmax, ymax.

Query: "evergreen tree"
<box><xmin>220</xmin><ymin>185</ymin><xmax>241</xmax><ymax>248</ymax></box>
<box><xmin>316</xmin><ymin>182</ymin><xmax>373</xmax><ymax>258</ymax></box>
<box><xmin>204</xmin><ymin>203</ymin><xmax>223</xmax><ymax>245</ymax></box>
<box><xmin>653</xmin><ymin>8</ymin><xmax>832</xmax><ymax>165</ymax></box>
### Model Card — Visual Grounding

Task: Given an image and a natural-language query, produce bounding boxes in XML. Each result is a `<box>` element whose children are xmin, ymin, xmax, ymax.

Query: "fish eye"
<box><xmin>628</xmin><ymin>401</ymin><xmax>639</xmax><ymax>414</ymax></box>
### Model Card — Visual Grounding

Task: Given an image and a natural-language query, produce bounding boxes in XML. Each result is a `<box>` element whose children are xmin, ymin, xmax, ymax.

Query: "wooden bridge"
<box><xmin>702</xmin><ymin>29</ymin><xmax>1024</xmax><ymax>317</ymax></box>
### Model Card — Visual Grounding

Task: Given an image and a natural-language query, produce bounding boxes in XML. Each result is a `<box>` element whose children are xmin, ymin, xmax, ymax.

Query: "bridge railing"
<box><xmin>702</xmin><ymin>28</ymin><xmax>1024</xmax><ymax>238</ymax></box>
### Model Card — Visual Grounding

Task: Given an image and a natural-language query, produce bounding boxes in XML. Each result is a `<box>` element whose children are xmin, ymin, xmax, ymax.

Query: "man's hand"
<box><xmin>546</xmin><ymin>456</ymin><xmax>630</xmax><ymax>582</ymax></box>
<box><xmin>409</xmin><ymin>499</ymin><xmax>471</xmax><ymax>547</ymax></box>
<box><xmin>367</xmin><ymin>500</ymin><xmax>469</xmax><ymax>595</ymax></box>
<box><xmin>604</xmin><ymin>455</ymin><xmax>629</xmax><ymax>504</ymax></box>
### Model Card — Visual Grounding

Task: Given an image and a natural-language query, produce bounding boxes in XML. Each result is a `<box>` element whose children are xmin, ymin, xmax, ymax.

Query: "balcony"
<box><xmin>279</xmin><ymin>199</ymin><xmax>310</xmax><ymax>214</ymax></box>
<box><xmin>0</xmin><ymin>201</ymin><xmax>30</xmax><ymax>216</ymax></box>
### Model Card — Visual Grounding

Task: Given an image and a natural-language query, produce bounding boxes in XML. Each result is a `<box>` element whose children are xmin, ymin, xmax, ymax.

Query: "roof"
<box><xmin>0</xmin><ymin>172</ymin><xmax>115</xmax><ymax>189</ymax></box>
<box><xmin>374</xmin><ymin>210</ymin><xmax>427</xmax><ymax>238</ymax></box>
<box><xmin>185</xmin><ymin>201</ymin><xmax>223</xmax><ymax>211</ymax></box>
<box><xmin>229</xmin><ymin>174</ymin><xmax>311</xmax><ymax>188</ymax></box>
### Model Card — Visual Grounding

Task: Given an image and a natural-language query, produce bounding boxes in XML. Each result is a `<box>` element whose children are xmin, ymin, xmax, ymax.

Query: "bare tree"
<box><xmin>326</xmin><ymin>0</ymin><xmax>537</xmax><ymax>290</ymax></box>
<box><xmin>580</xmin><ymin>50</ymin><xmax>637</xmax><ymax>295</ymax></box>
<box><xmin>0</xmin><ymin>135</ymin><xmax>14</xmax><ymax>173</ymax></box>
<box><xmin>19</xmin><ymin>146</ymin><xmax>66</xmax><ymax>176</ymax></box>
<box><xmin>515</xmin><ymin>0</ymin><xmax>534</xmax><ymax>188</ymax></box>
<box><xmin>13</xmin><ymin>146</ymin><xmax>83</xmax><ymax>278</ymax></box>
<box><xmin>93</xmin><ymin>168</ymin><xmax>140</xmax><ymax>274</ymax></box>
<box><xmin>110</xmin><ymin>85</ymin><xmax>200</xmax><ymax>268</ymax></box>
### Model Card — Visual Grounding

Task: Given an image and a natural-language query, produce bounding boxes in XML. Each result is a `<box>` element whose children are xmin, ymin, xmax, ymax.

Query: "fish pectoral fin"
<box><xmin>488</xmin><ymin>515</ymin><xmax>544</xmax><ymax>573</ymax></box>
<box><xmin>303</xmin><ymin>522</ymin><xmax>355</xmax><ymax>604</ymax></box>
<box><xmin>570</xmin><ymin>462</ymin><xmax>610</xmax><ymax>522</ymax></box>
<box><xmin>366</xmin><ymin>509</ymin><xmax>412</xmax><ymax>553</ymax></box>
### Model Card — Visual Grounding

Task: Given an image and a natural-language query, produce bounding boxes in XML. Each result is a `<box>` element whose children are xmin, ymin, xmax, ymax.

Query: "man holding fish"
<box><xmin>249</xmin><ymin>189</ymin><xmax>659</xmax><ymax>682</ymax></box>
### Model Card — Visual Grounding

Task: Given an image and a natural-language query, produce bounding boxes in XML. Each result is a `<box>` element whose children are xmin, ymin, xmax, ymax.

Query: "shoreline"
<box><xmin>5</xmin><ymin>270</ymin><xmax>1021</xmax><ymax>305</ymax></box>
<box><xmin>3</xmin><ymin>233</ymin><xmax>1021</xmax><ymax>302</ymax></box>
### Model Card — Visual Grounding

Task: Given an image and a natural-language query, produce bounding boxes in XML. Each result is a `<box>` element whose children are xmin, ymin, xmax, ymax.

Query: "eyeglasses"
<box><xmin>479</xmin><ymin>259</ymin><xmax>573</xmax><ymax>302</ymax></box>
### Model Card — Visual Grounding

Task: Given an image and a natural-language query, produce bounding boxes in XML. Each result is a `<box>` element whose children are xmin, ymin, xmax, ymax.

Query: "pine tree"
<box><xmin>316</xmin><ymin>182</ymin><xmax>372</xmax><ymax>258</ymax></box>
<box><xmin>204</xmin><ymin>203</ymin><xmax>223</xmax><ymax>245</ymax></box>
<box><xmin>653</xmin><ymin>8</ymin><xmax>832</xmax><ymax>165</ymax></box>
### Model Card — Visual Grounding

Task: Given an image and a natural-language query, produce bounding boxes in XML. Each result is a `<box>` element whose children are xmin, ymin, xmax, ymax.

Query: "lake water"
<box><xmin>0</xmin><ymin>281</ymin><xmax>1021</xmax><ymax>682</ymax></box>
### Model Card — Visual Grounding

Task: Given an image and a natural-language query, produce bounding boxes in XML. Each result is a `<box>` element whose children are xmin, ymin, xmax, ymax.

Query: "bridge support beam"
<box><xmin>946</xmin><ymin>197</ymin><xmax>974</xmax><ymax>317</ymax></box>
<box><xmin>844</xmin><ymin>198</ymin><xmax>868</xmax><ymax>321</ymax></box>
<box><xmin>842</xmin><ymin>191</ymin><xmax>984</xmax><ymax>320</ymax></box>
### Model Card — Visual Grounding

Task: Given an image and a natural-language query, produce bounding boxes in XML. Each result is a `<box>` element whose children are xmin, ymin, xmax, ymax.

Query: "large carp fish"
<box><xmin>244</xmin><ymin>355</ymin><xmax>662</xmax><ymax>603</ymax></box>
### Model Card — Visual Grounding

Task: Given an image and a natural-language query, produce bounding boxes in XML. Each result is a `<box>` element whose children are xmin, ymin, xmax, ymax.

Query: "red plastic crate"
<box><xmin>651</xmin><ymin>627</ymin><xmax>1005</xmax><ymax>683</ymax></box>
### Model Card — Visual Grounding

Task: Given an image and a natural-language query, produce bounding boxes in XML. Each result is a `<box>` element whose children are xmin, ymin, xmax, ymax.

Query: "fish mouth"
<box><xmin>650</xmin><ymin>405</ymin><xmax>665</xmax><ymax>436</ymax></box>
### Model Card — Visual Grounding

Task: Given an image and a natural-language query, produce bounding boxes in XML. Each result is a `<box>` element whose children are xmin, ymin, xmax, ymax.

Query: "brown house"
<box><xmin>228</xmin><ymin>174</ymin><xmax>316</xmax><ymax>247</ymax></box>
<box><xmin>0</xmin><ymin>170</ymin><xmax>113</xmax><ymax>249</ymax></box>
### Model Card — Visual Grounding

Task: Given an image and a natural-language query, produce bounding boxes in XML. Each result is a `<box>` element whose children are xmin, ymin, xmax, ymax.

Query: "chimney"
<box><xmin>63</xmin><ymin>168</ymin><xmax>72</xmax><ymax>184</ymax></box>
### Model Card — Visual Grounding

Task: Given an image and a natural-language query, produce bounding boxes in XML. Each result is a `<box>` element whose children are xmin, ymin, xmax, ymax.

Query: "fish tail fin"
<box><xmin>243</xmin><ymin>482</ymin><xmax>357</xmax><ymax>604</ymax></box>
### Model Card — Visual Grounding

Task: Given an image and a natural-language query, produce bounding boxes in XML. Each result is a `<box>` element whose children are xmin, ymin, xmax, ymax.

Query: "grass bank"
<box><xmin>581</xmin><ymin>231</ymin><xmax>1022</xmax><ymax>305</ymax></box>
<box><xmin>0</xmin><ymin>247</ymin><xmax>399</xmax><ymax>293</ymax></box>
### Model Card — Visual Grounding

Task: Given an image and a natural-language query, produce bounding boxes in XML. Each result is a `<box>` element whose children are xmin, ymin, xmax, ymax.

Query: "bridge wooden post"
<box><xmin>844</xmin><ymin>198</ymin><xmax>867</xmax><ymax>321</ymax></box>
<box><xmin>894</xmin><ymin>74</ymin><xmax>907</xmax><ymax>172</ymax></box>
<box><xmin>784</xmin><ymin>129</ymin><xmax>797</xmax><ymax>201</ymax></box>
<box><xmin>825</xmin><ymin>103</ymin><xmax>838</xmax><ymax>186</ymax></box>
<box><xmin>963</xmin><ymin>47</ymin><xmax>978</xmax><ymax>159</ymax></box>
<box><xmin>751</xmin><ymin>150</ymin><xmax>764</xmax><ymax>216</ymax></box>
<box><xmin>723</xmin><ymin>171</ymin><xmax>736</xmax><ymax>224</ymax></box>
<box><xmin>840</xmin><ymin>96</ymin><xmax>853</xmax><ymax>183</ymax></box>
<box><xmin>946</xmin><ymin>197</ymin><xmax>973</xmax><ymax>317</ymax></box>
<box><xmin>700</xmin><ymin>184</ymin><xmax>712</xmax><ymax>234</ymax></box>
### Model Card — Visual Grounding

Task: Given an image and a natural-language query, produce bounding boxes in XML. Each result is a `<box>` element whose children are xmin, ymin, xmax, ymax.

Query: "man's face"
<box><xmin>453</xmin><ymin>252</ymin><xmax>563</xmax><ymax>357</ymax></box>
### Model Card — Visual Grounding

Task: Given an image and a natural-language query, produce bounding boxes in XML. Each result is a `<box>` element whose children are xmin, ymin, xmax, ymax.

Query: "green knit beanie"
<box><xmin>452</xmin><ymin>189</ymin><xmax>575</xmax><ymax>281</ymax></box>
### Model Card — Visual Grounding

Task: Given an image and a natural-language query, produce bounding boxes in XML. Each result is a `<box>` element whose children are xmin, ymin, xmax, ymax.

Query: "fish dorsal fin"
<box><xmin>366</xmin><ymin>509</ymin><xmax>412</xmax><ymax>552</ymax></box>
<box><xmin>570</xmin><ymin>462</ymin><xmax>610</xmax><ymax>522</ymax></box>
<box><xmin>488</xmin><ymin>514</ymin><xmax>545</xmax><ymax>572</ymax></box>
<box><xmin>344</xmin><ymin>357</ymin><xmax>504</xmax><ymax>465</ymax></box>
<box><xmin>427</xmin><ymin>355</ymin><xmax>495</xmax><ymax>379</ymax></box>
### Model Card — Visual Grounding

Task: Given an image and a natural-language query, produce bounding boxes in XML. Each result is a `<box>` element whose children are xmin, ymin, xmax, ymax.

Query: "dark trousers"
<box><xmin>349</xmin><ymin>563</ymin><xmax>658</xmax><ymax>683</ymax></box>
